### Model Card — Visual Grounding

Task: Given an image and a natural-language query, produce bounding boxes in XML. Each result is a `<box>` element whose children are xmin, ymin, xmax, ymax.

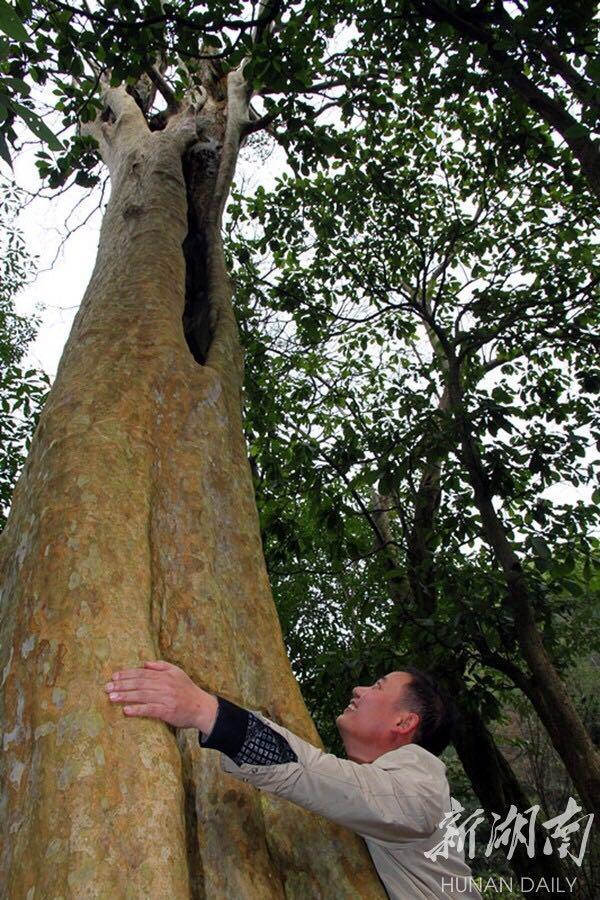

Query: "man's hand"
<box><xmin>104</xmin><ymin>659</ymin><xmax>218</xmax><ymax>733</ymax></box>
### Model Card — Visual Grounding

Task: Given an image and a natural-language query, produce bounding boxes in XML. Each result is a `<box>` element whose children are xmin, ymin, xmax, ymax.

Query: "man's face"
<box><xmin>336</xmin><ymin>671</ymin><xmax>417</xmax><ymax>750</ymax></box>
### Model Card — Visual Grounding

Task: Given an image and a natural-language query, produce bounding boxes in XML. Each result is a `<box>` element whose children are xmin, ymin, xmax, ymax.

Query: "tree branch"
<box><xmin>410</xmin><ymin>0</ymin><xmax>600</xmax><ymax>198</ymax></box>
<box><xmin>145</xmin><ymin>65</ymin><xmax>179</xmax><ymax>113</ymax></box>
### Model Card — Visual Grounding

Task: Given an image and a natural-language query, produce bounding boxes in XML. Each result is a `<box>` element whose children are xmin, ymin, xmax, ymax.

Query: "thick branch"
<box><xmin>411</xmin><ymin>0</ymin><xmax>600</xmax><ymax>198</ymax></box>
<box><xmin>80</xmin><ymin>78</ymin><xmax>149</xmax><ymax>170</ymax></box>
<box><xmin>146</xmin><ymin>65</ymin><xmax>179</xmax><ymax>113</ymax></box>
<box><xmin>209</xmin><ymin>68</ymin><xmax>250</xmax><ymax>228</ymax></box>
<box><xmin>252</xmin><ymin>0</ymin><xmax>285</xmax><ymax>45</ymax></box>
<box><xmin>490</xmin><ymin>5</ymin><xmax>600</xmax><ymax>117</ymax></box>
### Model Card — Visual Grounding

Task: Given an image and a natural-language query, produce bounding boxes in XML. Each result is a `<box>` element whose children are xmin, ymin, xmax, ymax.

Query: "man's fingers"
<box><xmin>108</xmin><ymin>689</ymin><xmax>166</xmax><ymax>703</ymax></box>
<box><xmin>107</xmin><ymin>672</ymin><xmax>159</xmax><ymax>691</ymax></box>
<box><xmin>105</xmin><ymin>674</ymin><xmax>160</xmax><ymax>692</ymax></box>
<box><xmin>123</xmin><ymin>703</ymin><xmax>170</xmax><ymax>718</ymax></box>
<box><xmin>110</xmin><ymin>669</ymin><xmax>164</xmax><ymax>683</ymax></box>
<box><xmin>110</xmin><ymin>661</ymin><xmax>173</xmax><ymax>680</ymax></box>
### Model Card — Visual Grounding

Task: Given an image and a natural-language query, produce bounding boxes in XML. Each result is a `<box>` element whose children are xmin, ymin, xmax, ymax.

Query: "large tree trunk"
<box><xmin>0</xmin><ymin>77</ymin><xmax>385</xmax><ymax>897</ymax></box>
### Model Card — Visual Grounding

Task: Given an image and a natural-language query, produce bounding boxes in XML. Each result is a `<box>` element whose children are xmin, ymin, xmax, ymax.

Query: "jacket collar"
<box><xmin>373</xmin><ymin>742</ymin><xmax>447</xmax><ymax>774</ymax></box>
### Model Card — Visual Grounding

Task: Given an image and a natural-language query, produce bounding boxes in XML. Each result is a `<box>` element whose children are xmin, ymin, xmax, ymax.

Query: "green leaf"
<box><xmin>531</xmin><ymin>536</ymin><xmax>551</xmax><ymax>559</ymax></box>
<box><xmin>8</xmin><ymin>99</ymin><xmax>63</xmax><ymax>150</ymax></box>
<box><xmin>0</xmin><ymin>0</ymin><xmax>28</xmax><ymax>42</ymax></box>
<box><xmin>562</xmin><ymin>579</ymin><xmax>584</xmax><ymax>598</ymax></box>
<box><xmin>586</xmin><ymin>59</ymin><xmax>600</xmax><ymax>84</ymax></box>
<box><xmin>2</xmin><ymin>75</ymin><xmax>30</xmax><ymax>96</ymax></box>
<box><xmin>564</xmin><ymin>123</ymin><xmax>589</xmax><ymax>140</ymax></box>
<box><xmin>0</xmin><ymin>129</ymin><xmax>12</xmax><ymax>167</ymax></box>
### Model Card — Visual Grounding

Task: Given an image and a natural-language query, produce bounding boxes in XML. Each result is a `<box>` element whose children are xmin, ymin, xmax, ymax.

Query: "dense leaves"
<box><xmin>0</xmin><ymin>179</ymin><xmax>51</xmax><ymax>531</ymax></box>
<box><xmin>0</xmin><ymin>1</ymin><xmax>63</xmax><ymax>165</ymax></box>
<box><xmin>1</xmin><ymin>0</ymin><xmax>599</xmax><ymax>195</ymax></box>
<box><xmin>227</xmin><ymin>60</ymin><xmax>600</xmax><ymax>758</ymax></box>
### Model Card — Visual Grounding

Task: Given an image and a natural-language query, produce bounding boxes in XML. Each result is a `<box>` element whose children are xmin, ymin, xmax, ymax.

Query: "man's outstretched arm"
<box><xmin>104</xmin><ymin>660</ymin><xmax>442</xmax><ymax>843</ymax></box>
<box><xmin>199</xmin><ymin>694</ymin><xmax>299</xmax><ymax>765</ymax></box>
<box><xmin>200</xmin><ymin>695</ymin><xmax>443</xmax><ymax>844</ymax></box>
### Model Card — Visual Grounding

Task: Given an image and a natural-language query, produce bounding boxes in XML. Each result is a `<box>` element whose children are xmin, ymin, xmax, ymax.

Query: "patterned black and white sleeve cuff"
<box><xmin>199</xmin><ymin>695</ymin><xmax>298</xmax><ymax>766</ymax></box>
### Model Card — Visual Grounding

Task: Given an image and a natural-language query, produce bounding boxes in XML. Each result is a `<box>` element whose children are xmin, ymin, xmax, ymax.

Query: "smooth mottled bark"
<box><xmin>0</xmin><ymin>73</ymin><xmax>386</xmax><ymax>897</ymax></box>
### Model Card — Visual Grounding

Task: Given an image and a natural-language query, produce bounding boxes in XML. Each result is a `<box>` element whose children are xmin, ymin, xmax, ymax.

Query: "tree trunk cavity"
<box><xmin>0</xmin><ymin>83</ymin><xmax>385</xmax><ymax>898</ymax></box>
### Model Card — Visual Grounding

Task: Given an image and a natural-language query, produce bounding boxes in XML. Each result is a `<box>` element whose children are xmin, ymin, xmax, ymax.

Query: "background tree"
<box><xmin>497</xmin><ymin>653</ymin><xmax>600</xmax><ymax>897</ymax></box>
<box><xmin>226</xmin><ymin>60</ymin><xmax>600</xmax><ymax>887</ymax></box>
<box><xmin>270</xmin><ymin>0</ymin><xmax>599</xmax><ymax>198</ymax></box>
<box><xmin>402</xmin><ymin>0</ymin><xmax>600</xmax><ymax>198</ymax></box>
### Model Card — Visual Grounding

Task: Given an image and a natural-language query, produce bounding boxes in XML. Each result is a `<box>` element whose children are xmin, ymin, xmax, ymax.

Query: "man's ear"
<box><xmin>394</xmin><ymin>711</ymin><xmax>419</xmax><ymax>735</ymax></box>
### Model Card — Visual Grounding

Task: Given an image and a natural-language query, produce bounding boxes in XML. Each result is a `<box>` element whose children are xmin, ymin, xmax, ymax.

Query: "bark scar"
<box><xmin>123</xmin><ymin>204</ymin><xmax>144</xmax><ymax>219</ymax></box>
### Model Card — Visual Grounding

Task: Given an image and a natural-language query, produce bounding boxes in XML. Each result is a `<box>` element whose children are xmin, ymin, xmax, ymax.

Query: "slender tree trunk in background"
<box><xmin>448</xmin><ymin>679</ymin><xmax>566</xmax><ymax>885</ymax></box>
<box><xmin>371</xmin><ymin>437</ymin><xmax>566</xmax><ymax>885</ymax></box>
<box><xmin>0</xmin><ymin>76</ymin><xmax>385</xmax><ymax>897</ymax></box>
<box><xmin>445</xmin><ymin>362</ymin><xmax>600</xmax><ymax>819</ymax></box>
<box><xmin>419</xmin><ymin>319</ymin><xmax>600</xmax><ymax>818</ymax></box>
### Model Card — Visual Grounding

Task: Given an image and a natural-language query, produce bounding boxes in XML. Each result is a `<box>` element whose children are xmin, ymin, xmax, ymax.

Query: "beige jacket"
<box><xmin>218</xmin><ymin>711</ymin><xmax>483</xmax><ymax>900</ymax></box>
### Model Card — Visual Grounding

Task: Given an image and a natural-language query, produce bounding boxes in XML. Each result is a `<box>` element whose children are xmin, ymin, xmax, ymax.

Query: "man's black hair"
<box><xmin>399</xmin><ymin>666</ymin><xmax>459</xmax><ymax>757</ymax></box>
